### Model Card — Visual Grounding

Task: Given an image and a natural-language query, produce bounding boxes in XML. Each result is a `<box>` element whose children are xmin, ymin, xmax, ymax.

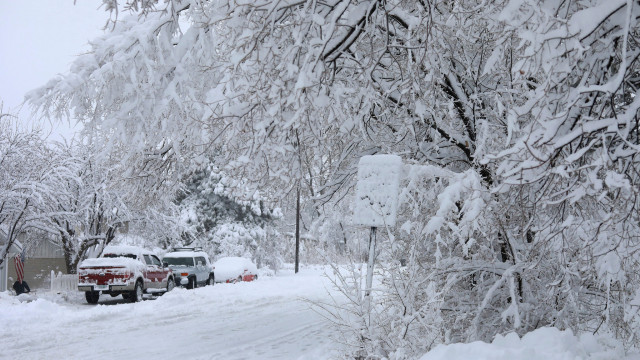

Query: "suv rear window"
<box><xmin>164</xmin><ymin>257</ymin><xmax>195</xmax><ymax>266</ymax></box>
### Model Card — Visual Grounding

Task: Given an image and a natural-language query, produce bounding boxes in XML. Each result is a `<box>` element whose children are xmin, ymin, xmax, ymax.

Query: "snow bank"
<box><xmin>420</xmin><ymin>327</ymin><xmax>635</xmax><ymax>360</ymax></box>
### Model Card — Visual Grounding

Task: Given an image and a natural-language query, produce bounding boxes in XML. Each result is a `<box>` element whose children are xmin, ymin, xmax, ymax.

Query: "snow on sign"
<box><xmin>353</xmin><ymin>155</ymin><xmax>402</xmax><ymax>227</ymax></box>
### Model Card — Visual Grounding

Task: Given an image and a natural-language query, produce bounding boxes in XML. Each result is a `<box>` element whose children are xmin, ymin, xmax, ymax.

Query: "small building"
<box><xmin>1</xmin><ymin>235</ymin><xmax>67</xmax><ymax>291</ymax></box>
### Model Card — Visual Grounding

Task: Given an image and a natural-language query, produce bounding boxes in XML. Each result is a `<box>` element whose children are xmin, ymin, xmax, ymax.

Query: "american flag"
<box><xmin>14</xmin><ymin>250</ymin><xmax>25</xmax><ymax>283</ymax></box>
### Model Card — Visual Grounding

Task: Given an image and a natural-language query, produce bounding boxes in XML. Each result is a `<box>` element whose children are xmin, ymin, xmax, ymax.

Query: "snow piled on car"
<box><xmin>213</xmin><ymin>256</ymin><xmax>257</xmax><ymax>282</ymax></box>
<box><xmin>79</xmin><ymin>257</ymin><xmax>142</xmax><ymax>268</ymax></box>
<box><xmin>163</xmin><ymin>251</ymin><xmax>204</xmax><ymax>258</ymax></box>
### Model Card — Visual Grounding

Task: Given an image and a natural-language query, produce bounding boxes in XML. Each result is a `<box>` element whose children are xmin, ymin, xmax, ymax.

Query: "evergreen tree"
<box><xmin>176</xmin><ymin>162</ymin><xmax>283</xmax><ymax>268</ymax></box>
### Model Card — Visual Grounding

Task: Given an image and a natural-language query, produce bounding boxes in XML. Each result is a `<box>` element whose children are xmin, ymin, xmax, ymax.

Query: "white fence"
<box><xmin>50</xmin><ymin>271</ymin><xmax>77</xmax><ymax>292</ymax></box>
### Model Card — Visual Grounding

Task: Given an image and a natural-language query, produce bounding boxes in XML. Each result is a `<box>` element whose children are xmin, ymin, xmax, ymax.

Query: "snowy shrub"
<box><xmin>254</xmin><ymin>226</ymin><xmax>286</xmax><ymax>272</ymax></box>
<box><xmin>211</xmin><ymin>223</ymin><xmax>261</xmax><ymax>259</ymax></box>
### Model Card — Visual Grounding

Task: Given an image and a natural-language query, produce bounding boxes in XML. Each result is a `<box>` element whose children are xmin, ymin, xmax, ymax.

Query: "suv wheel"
<box><xmin>207</xmin><ymin>274</ymin><xmax>215</xmax><ymax>286</ymax></box>
<box><xmin>188</xmin><ymin>276</ymin><xmax>197</xmax><ymax>290</ymax></box>
<box><xmin>131</xmin><ymin>280</ymin><xmax>144</xmax><ymax>302</ymax></box>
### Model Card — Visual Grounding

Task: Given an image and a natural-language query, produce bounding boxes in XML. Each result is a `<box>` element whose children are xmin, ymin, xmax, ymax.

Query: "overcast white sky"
<box><xmin>0</xmin><ymin>1</ymin><xmax>109</xmax><ymax>140</ymax></box>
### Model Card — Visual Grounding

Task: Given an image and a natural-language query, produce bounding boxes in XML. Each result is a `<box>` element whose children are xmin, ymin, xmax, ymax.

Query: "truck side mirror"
<box><xmin>163</xmin><ymin>262</ymin><xmax>169</xmax><ymax>268</ymax></box>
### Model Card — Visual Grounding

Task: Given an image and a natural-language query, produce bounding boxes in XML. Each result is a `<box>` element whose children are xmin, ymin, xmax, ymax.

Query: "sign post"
<box><xmin>353</xmin><ymin>155</ymin><xmax>402</xmax><ymax>310</ymax></box>
<box><xmin>366</xmin><ymin>226</ymin><xmax>376</xmax><ymax>298</ymax></box>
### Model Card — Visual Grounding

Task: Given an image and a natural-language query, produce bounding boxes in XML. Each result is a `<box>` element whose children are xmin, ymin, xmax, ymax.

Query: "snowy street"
<box><xmin>0</xmin><ymin>266</ymin><xmax>343</xmax><ymax>360</ymax></box>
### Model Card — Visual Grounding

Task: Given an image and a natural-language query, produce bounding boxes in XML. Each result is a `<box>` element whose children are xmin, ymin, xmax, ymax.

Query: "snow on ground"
<box><xmin>421</xmin><ymin>327</ymin><xmax>638</xmax><ymax>360</ymax></box>
<box><xmin>1</xmin><ymin>264</ymin><xmax>638</xmax><ymax>360</ymax></box>
<box><xmin>0</xmin><ymin>265</ymin><xmax>344</xmax><ymax>360</ymax></box>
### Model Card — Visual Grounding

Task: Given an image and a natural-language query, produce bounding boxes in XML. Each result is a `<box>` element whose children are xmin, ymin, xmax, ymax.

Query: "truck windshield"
<box><xmin>163</xmin><ymin>257</ymin><xmax>194</xmax><ymax>267</ymax></box>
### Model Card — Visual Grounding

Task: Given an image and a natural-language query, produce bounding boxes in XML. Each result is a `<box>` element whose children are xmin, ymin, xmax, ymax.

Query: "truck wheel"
<box><xmin>207</xmin><ymin>274</ymin><xmax>215</xmax><ymax>286</ymax></box>
<box><xmin>85</xmin><ymin>291</ymin><xmax>99</xmax><ymax>304</ymax></box>
<box><xmin>165</xmin><ymin>277</ymin><xmax>175</xmax><ymax>293</ymax></box>
<box><xmin>131</xmin><ymin>281</ymin><xmax>143</xmax><ymax>302</ymax></box>
<box><xmin>188</xmin><ymin>276</ymin><xmax>197</xmax><ymax>289</ymax></box>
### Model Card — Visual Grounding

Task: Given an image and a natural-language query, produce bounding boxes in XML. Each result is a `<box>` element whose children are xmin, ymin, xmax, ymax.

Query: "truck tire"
<box><xmin>131</xmin><ymin>280</ymin><xmax>144</xmax><ymax>302</ymax></box>
<box><xmin>85</xmin><ymin>291</ymin><xmax>99</xmax><ymax>304</ymax></box>
<box><xmin>207</xmin><ymin>274</ymin><xmax>215</xmax><ymax>286</ymax></box>
<box><xmin>165</xmin><ymin>277</ymin><xmax>175</xmax><ymax>293</ymax></box>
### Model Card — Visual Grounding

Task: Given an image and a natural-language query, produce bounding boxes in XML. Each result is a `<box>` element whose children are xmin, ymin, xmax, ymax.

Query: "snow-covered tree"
<box><xmin>43</xmin><ymin>141</ymin><xmax>182</xmax><ymax>273</ymax></box>
<box><xmin>0</xmin><ymin>120</ymin><xmax>77</xmax><ymax>266</ymax></box>
<box><xmin>490</xmin><ymin>0</ymin><xmax>640</xmax><ymax>346</ymax></box>
<box><xmin>26</xmin><ymin>0</ymin><xmax>640</xmax><ymax>357</ymax></box>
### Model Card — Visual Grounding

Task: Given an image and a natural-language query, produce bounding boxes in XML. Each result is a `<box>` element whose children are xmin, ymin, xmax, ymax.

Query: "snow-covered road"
<box><xmin>3</xmin><ymin>266</ymin><xmax>640</xmax><ymax>360</ymax></box>
<box><xmin>0</xmin><ymin>266</ymin><xmax>343</xmax><ymax>360</ymax></box>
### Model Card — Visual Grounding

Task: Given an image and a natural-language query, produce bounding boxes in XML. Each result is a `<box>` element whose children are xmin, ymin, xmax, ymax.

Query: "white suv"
<box><xmin>162</xmin><ymin>248</ymin><xmax>215</xmax><ymax>289</ymax></box>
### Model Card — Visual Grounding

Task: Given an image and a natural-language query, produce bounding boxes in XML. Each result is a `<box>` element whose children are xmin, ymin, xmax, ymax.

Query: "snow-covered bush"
<box><xmin>211</xmin><ymin>222</ymin><xmax>261</xmax><ymax>259</ymax></box>
<box><xmin>255</xmin><ymin>225</ymin><xmax>286</xmax><ymax>272</ymax></box>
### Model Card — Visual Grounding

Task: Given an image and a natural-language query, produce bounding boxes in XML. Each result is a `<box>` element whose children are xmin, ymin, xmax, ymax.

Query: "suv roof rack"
<box><xmin>171</xmin><ymin>247</ymin><xmax>203</xmax><ymax>252</ymax></box>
